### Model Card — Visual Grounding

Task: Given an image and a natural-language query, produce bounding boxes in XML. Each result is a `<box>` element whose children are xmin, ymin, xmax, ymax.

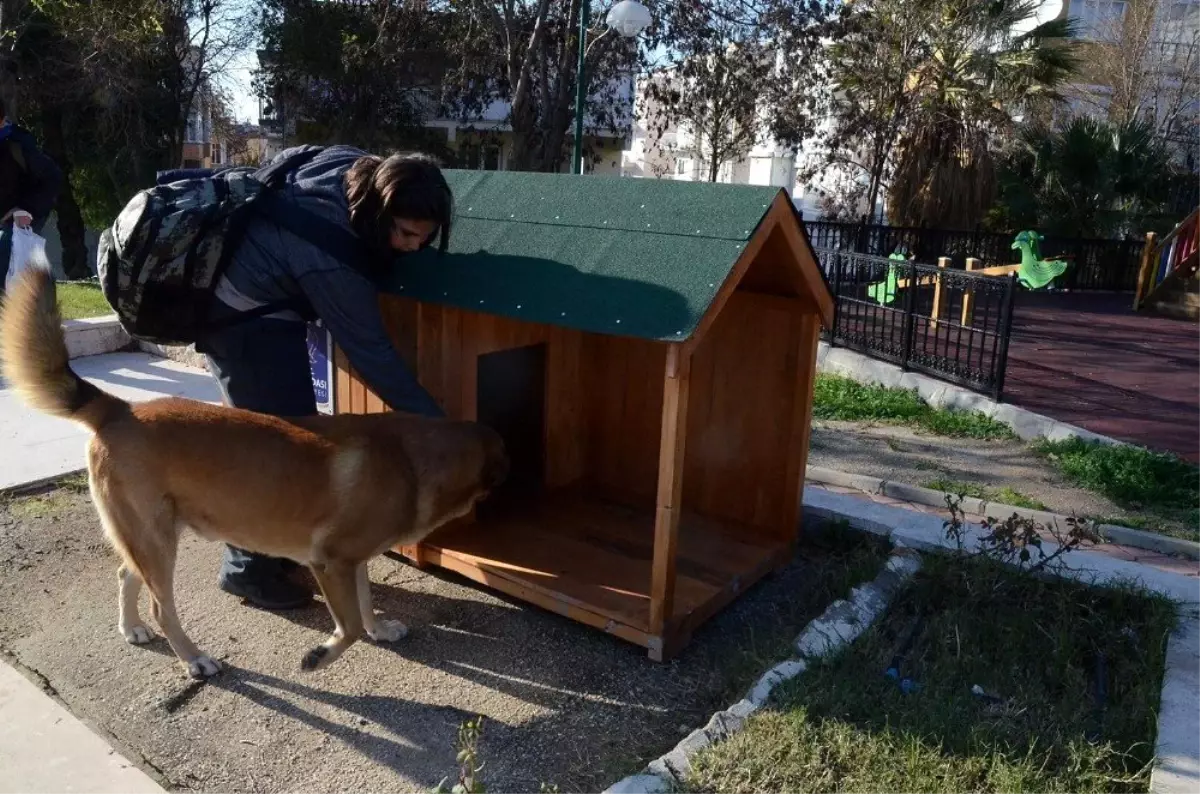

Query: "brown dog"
<box><xmin>0</xmin><ymin>263</ymin><xmax>507</xmax><ymax>678</ymax></box>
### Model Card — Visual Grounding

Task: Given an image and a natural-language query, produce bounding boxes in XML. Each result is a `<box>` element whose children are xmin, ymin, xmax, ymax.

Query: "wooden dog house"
<box><xmin>332</xmin><ymin>171</ymin><xmax>833</xmax><ymax>660</ymax></box>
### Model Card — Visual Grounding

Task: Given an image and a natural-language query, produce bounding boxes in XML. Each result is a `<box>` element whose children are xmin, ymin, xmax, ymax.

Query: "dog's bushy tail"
<box><xmin>0</xmin><ymin>257</ymin><xmax>127</xmax><ymax>431</ymax></box>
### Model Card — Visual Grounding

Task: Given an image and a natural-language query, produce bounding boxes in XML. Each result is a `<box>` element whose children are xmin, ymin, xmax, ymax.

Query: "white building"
<box><xmin>619</xmin><ymin>63</ymin><xmax>860</xmax><ymax>221</ymax></box>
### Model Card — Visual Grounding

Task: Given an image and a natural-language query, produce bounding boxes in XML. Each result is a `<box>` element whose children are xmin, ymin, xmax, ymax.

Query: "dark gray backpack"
<box><xmin>97</xmin><ymin>146</ymin><xmax>363</xmax><ymax>344</ymax></box>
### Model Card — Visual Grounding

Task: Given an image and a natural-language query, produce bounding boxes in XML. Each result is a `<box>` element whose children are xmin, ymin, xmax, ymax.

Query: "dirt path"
<box><xmin>0</xmin><ymin>488</ymin><xmax>877</xmax><ymax>793</ymax></box>
<box><xmin>809</xmin><ymin>421</ymin><xmax>1124</xmax><ymax>521</ymax></box>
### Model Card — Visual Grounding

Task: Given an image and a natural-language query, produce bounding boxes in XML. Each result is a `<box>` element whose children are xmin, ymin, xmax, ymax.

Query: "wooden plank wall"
<box><xmin>581</xmin><ymin>334</ymin><xmax>668</xmax><ymax>507</ymax></box>
<box><xmin>683</xmin><ymin>291</ymin><xmax>805</xmax><ymax>532</ymax></box>
<box><xmin>353</xmin><ymin>297</ymin><xmax>587</xmax><ymax>489</ymax></box>
<box><xmin>341</xmin><ymin>293</ymin><xmax>813</xmax><ymax>541</ymax></box>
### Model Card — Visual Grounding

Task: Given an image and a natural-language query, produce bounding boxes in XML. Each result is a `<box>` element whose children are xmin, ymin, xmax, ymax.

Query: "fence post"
<box><xmin>901</xmin><ymin>259</ymin><xmax>918</xmax><ymax>371</ymax></box>
<box><xmin>1133</xmin><ymin>231</ymin><xmax>1159</xmax><ymax>310</ymax></box>
<box><xmin>829</xmin><ymin>252</ymin><xmax>843</xmax><ymax>347</ymax></box>
<box><xmin>931</xmin><ymin>256</ymin><xmax>949</xmax><ymax>330</ymax></box>
<box><xmin>961</xmin><ymin>257</ymin><xmax>979</xmax><ymax>327</ymax></box>
<box><xmin>992</xmin><ymin>273</ymin><xmax>1018</xmax><ymax>401</ymax></box>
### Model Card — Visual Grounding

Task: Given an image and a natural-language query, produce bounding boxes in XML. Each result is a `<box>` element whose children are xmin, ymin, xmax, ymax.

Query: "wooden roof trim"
<box><xmin>683</xmin><ymin>191</ymin><xmax>832</xmax><ymax>355</ymax></box>
<box><xmin>680</xmin><ymin>193</ymin><xmax>788</xmax><ymax>356</ymax></box>
<box><xmin>776</xmin><ymin>203</ymin><xmax>835</xmax><ymax>329</ymax></box>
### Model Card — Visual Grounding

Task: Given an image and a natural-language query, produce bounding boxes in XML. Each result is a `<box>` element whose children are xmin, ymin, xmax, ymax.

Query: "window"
<box><xmin>1069</xmin><ymin>0</ymin><xmax>1127</xmax><ymax>39</ymax></box>
<box><xmin>458</xmin><ymin>143</ymin><xmax>502</xmax><ymax>171</ymax></box>
<box><xmin>185</xmin><ymin>113</ymin><xmax>201</xmax><ymax>144</ymax></box>
<box><xmin>675</xmin><ymin>157</ymin><xmax>691</xmax><ymax>175</ymax></box>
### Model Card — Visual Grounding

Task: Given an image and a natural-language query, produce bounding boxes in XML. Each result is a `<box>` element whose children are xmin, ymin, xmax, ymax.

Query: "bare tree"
<box><xmin>642</xmin><ymin>1</ymin><xmax>839</xmax><ymax>183</ymax></box>
<box><xmin>441</xmin><ymin>1</ymin><xmax>643</xmax><ymax>172</ymax></box>
<box><xmin>256</xmin><ymin>0</ymin><xmax>448</xmax><ymax>153</ymax></box>
<box><xmin>1066</xmin><ymin>0</ymin><xmax>1200</xmax><ymax>160</ymax></box>
<box><xmin>161</xmin><ymin>0</ymin><xmax>258</xmax><ymax>167</ymax></box>
<box><xmin>810</xmin><ymin>0</ymin><xmax>934</xmax><ymax>222</ymax></box>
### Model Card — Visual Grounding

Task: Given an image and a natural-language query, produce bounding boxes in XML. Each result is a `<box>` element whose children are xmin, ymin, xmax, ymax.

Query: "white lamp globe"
<box><xmin>606</xmin><ymin>1</ymin><xmax>652</xmax><ymax>38</ymax></box>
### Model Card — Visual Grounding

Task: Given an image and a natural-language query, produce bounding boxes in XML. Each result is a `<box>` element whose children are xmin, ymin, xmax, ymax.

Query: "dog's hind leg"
<box><xmin>99</xmin><ymin>488</ymin><xmax>220</xmax><ymax>679</ymax></box>
<box><xmin>117</xmin><ymin>565</ymin><xmax>154</xmax><ymax>645</ymax></box>
<box><xmin>140</xmin><ymin>525</ymin><xmax>221</xmax><ymax>680</ymax></box>
<box><xmin>357</xmin><ymin>562</ymin><xmax>407</xmax><ymax>643</ymax></box>
<box><xmin>301</xmin><ymin>561</ymin><xmax>364</xmax><ymax>672</ymax></box>
<box><xmin>92</xmin><ymin>475</ymin><xmax>156</xmax><ymax>647</ymax></box>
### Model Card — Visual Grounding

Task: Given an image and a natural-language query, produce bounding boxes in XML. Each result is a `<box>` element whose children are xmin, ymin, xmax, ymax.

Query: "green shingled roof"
<box><xmin>381</xmin><ymin>170</ymin><xmax>817</xmax><ymax>341</ymax></box>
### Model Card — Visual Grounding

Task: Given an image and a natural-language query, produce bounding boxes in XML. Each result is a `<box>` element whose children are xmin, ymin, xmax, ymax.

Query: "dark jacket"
<box><xmin>0</xmin><ymin>124</ymin><xmax>62</xmax><ymax>223</ymax></box>
<box><xmin>207</xmin><ymin>145</ymin><xmax>443</xmax><ymax>418</ymax></box>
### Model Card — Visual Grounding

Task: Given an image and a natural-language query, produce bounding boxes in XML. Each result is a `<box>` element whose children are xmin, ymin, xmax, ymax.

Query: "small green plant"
<box><xmin>1034</xmin><ymin>438</ymin><xmax>1199</xmax><ymax>511</ymax></box>
<box><xmin>922</xmin><ymin>479</ymin><xmax>1047</xmax><ymax>511</ymax></box>
<box><xmin>432</xmin><ymin>719</ymin><xmax>561</xmax><ymax>794</ymax></box>
<box><xmin>943</xmin><ymin>493</ymin><xmax>1101</xmax><ymax>574</ymax></box>
<box><xmin>434</xmin><ymin>717</ymin><xmax>486</xmax><ymax>794</ymax></box>
<box><xmin>813</xmin><ymin>374</ymin><xmax>1014</xmax><ymax>440</ymax></box>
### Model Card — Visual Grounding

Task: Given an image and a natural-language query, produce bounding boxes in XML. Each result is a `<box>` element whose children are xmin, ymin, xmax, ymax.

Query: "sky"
<box><xmin>227</xmin><ymin>45</ymin><xmax>260</xmax><ymax>124</ymax></box>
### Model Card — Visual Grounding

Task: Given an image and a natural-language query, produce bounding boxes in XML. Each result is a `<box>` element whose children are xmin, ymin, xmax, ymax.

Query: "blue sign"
<box><xmin>307</xmin><ymin>321</ymin><xmax>332</xmax><ymax>413</ymax></box>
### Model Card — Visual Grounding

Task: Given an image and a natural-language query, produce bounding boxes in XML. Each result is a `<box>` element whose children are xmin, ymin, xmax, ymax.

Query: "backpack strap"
<box><xmin>205</xmin><ymin>147</ymin><xmax>371</xmax><ymax>329</ymax></box>
<box><xmin>254</xmin><ymin>145</ymin><xmax>326</xmax><ymax>189</ymax></box>
<box><xmin>253</xmin><ymin>190</ymin><xmax>368</xmax><ymax>267</ymax></box>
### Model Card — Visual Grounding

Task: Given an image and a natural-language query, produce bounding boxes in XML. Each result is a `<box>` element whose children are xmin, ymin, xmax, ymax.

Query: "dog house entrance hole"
<box><xmin>475</xmin><ymin>343</ymin><xmax>547</xmax><ymax>519</ymax></box>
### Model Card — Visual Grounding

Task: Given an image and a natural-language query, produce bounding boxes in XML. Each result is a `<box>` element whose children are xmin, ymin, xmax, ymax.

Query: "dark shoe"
<box><xmin>219</xmin><ymin>574</ymin><xmax>313</xmax><ymax>611</ymax></box>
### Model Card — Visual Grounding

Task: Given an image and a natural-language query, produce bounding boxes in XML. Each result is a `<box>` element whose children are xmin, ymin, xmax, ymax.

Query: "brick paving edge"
<box><xmin>807</xmin><ymin>465</ymin><xmax>1200</xmax><ymax>561</ymax></box>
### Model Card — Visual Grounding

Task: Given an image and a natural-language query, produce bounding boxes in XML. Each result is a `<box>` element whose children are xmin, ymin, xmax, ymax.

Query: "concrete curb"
<box><xmin>802</xmin><ymin>486</ymin><xmax>1199</xmax><ymax>606</ymax></box>
<box><xmin>806</xmin><ymin>466</ymin><xmax>1200</xmax><ymax>561</ymax></box>
<box><xmin>136</xmin><ymin>341</ymin><xmax>210</xmax><ymax>372</ymax></box>
<box><xmin>0</xmin><ymin>468</ymin><xmax>88</xmax><ymax>498</ymax></box>
<box><xmin>816</xmin><ymin>342</ymin><xmax>1126</xmax><ymax>447</ymax></box>
<box><xmin>603</xmin><ymin>549</ymin><xmax>922</xmax><ymax>793</ymax></box>
<box><xmin>63</xmin><ymin>315</ymin><xmax>132</xmax><ymax>359</ymax></box>
<box><xmin>0</xmin><ymin>658</ymin><xmax>165</xmax><ymax>793</ymax></box>
<box><xmin>1150</xmin><ymin>608</ymin><xmax>1200</xmax><ymax>794</ymax></box>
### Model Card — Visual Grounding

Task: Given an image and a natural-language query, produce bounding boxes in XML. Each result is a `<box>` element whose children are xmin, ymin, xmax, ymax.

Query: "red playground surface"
<box><xmin>1003</xmin><ymin>292</ymin><xmax>1199</xmax><ymax>463</ymax></box>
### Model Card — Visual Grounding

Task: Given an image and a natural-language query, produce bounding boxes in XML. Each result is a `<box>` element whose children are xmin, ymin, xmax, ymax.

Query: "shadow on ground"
<box><xmin>0</xmin><ymin>487</ymin><xmax>885</xmax><ymax>792</ymax></box>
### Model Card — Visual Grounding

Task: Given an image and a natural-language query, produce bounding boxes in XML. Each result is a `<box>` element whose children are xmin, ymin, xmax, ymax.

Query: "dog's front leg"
<box><xmin>357</xmin><ymin>562</ymin><xmax>407</xmax><ymax>643</ymax></box>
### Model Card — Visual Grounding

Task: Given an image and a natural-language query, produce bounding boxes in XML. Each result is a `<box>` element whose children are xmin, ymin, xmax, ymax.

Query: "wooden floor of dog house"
<box><xmin>405</xmin><ymin>489</ymin><xmax>789</xmax><ymax>654</ymax></box>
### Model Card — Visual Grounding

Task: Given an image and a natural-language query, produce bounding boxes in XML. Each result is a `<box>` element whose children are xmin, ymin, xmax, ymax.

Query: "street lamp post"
<box><xmin>572</xmin><ymin>1</ymin><xmax>652</xmax><ymax>175</ymax></box>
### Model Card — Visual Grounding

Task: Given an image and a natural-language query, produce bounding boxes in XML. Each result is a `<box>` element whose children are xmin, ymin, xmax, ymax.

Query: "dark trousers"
<box><xmin>196</xmin><ymin>306</ymin><xmax>317</xmax><ymax>584</ymax></box>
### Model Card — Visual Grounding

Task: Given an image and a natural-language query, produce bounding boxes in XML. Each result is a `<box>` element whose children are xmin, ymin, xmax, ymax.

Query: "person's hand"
<box><xmin>12</xmin><ymin>210</ymin><xmax>32</xmax><ymax>229</ymax></box>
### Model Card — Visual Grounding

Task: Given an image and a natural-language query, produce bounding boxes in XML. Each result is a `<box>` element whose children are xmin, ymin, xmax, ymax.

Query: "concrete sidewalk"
<box><xmin>1</xmin><ymin>350</ymin><xmax>218</xmax><ymax>792</ymax></box>
<box><xmin>0</xmin><ymin>661</ymin><xmax>164</xmax><ymax>793</ymax></box>
<box><xmin>0</xmin><ymin>351</ymin><xmax>222</xmax><ymax>492</ymax></box>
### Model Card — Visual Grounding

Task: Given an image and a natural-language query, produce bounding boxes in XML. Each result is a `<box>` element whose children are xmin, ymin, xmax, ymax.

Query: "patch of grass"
<box><xmin>1035</xmin><ymin>438</ymin><xmax>1199</xmax><ymax>512</ymax></box>
<box><xmin>56</xmin><ymin>281</ymin><xmax>112</xmax><ymax>320</ymax></box>
<box><xmin>716</xmin><ymin>524</ymin><xmax>891</xmax><ymax>701</ymax></box>
<box><xmin>688</xmin><ymin>554</ymin><xmax>1177</xmax><ymax>794</ymax></box>
<box><xmin>814</xmin><ymin>374</ymin><xmax>1015</xmax><ymax>440</ymax></box>
<box><xmin>1033</xmin><ymin>440</ymin><xmax>1200</xmax><ymax>541</ymax></box>
<box><xmin>922</xmin><ymin>478</ymin><xmax>1048</xmax><ymax>511</ymax></box>
<box><xmin>1</xmin><ymin>475</ymin><xmax>89</xmax><ymax>521</ymax></box>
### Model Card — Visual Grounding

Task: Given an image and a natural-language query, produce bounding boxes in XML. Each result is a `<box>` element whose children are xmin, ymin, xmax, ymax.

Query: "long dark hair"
<box><xmin>345</xmin><ymin>152</ymin><xmax>453</xmax><ymax>255</ymax></box>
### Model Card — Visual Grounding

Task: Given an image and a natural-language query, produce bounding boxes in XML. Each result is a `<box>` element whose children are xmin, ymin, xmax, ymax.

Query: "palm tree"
<box><xmin>883</xmin><ymin>0</ymin><xmax>1077</xmax><ymax>229</ymax></box>
<box><xmin>993</xmin><ymin>115</ymin><xmax>1177</xmax><ymax>237</ymax></box>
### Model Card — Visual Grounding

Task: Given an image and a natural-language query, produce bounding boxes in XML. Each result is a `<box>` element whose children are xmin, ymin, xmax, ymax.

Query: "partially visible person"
<box><xmin>0</xmin><ymin>98</ymin><xmax>63</xmax><ymax>286</ymax></box>
<box><xmin>193</xmin><ymin>145</ymin><xmax>452</xmax><ymax>610</ymax></box>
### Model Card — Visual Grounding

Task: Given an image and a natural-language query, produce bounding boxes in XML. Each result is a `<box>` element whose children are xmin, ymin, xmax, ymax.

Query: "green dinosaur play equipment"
<box><xmin>867</xmin><ymin>248</ymin><xmax>910</xmax><ymax>305</ymax></box>
<box><xmin>1010</xmin><ymin>230</ymin><xmax>1068</xmax><ymax>289</ymax></box>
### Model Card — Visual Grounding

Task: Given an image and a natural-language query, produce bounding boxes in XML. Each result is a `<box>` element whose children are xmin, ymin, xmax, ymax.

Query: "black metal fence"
<box><xmin>805</xmin><ymin>220</ymin><xmax>1145</xmax><ymax>292</ymax></box>
<box><xmin>818</xmin><ymin>250</ymin><xmax>1019</xmax><ymax>399</ymax></box>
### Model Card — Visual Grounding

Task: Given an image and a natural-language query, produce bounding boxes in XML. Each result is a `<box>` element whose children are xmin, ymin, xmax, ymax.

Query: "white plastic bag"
<box><xmin>5</xmin><ymin>225</ymin><xmax>48</xmax><ymax>291</ymax></box>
